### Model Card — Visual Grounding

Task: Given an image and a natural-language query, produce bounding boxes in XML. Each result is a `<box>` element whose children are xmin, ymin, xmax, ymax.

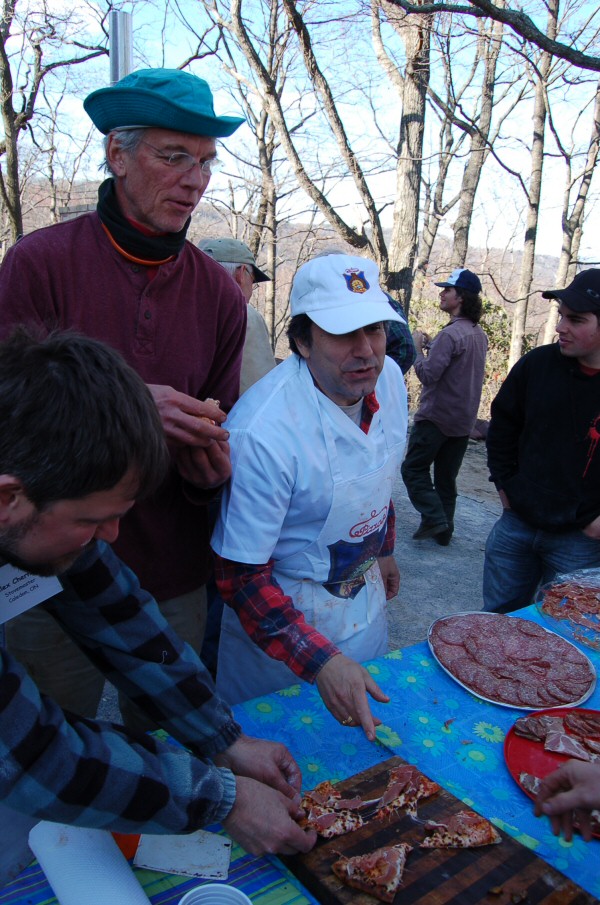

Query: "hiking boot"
<box><xmin>412</xmin><ymin>521</ymin><xmax>448</xmax><ymax>541</ymax></box>
<box><xmin>435</xmin><ymin>529</ymin><xmax>453</xmax><ymax>546</ymax></box>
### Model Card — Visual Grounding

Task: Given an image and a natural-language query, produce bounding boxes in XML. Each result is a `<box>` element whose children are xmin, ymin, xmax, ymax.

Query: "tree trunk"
<box><xmin>451</xmin><ymin>13</ymin><xmax>504</xmax><ymax>266</ymax></box>
<box><xmin>0</xmin><ymin>0</ymin><xmax>23</xmax><ymax>242</ymax></box>
<box><xmin>507</xmin><ymin>0</ymin><xmax>557</xmax><ymax>369</ymax></box>
<box><xmin>542</xmin><ymin>78</ymin><xmax>600</xmax><ymax>345</ymax></box>
<box><xmin>383</xmin><ymin>1</ymin><xmax>431</xmax><ymax>314</ymax></box>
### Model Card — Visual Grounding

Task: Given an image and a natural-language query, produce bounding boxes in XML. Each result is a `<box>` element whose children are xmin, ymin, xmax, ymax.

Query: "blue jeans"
<box><xmin>483</xmin><ymin>509</ymin><xmax>600</xmax><ymax>613</ymax></box>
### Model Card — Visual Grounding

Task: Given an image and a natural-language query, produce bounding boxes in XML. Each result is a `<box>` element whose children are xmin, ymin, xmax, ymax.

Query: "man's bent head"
<box><xmin>0</xmin><ymin>329</ymin><xmax>169</xmax><ymax>510</ymax></box>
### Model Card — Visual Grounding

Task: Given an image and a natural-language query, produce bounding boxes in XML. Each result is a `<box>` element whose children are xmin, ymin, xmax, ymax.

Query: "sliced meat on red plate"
<box><xmin>544</xmin><ymin>729</ymin><xmax>598</xmax><ymax>761</ymax></box>
<box><xmin>564</xmin><ymin>710</ymin><xmax>600</xmax><ymax>739</ymax></box>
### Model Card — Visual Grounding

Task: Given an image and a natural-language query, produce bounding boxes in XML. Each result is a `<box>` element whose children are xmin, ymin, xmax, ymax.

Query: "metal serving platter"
<box><xmin>427</xmin><ymin>611</ymin><xmax>596</xmax><ymax>710</ymax></box>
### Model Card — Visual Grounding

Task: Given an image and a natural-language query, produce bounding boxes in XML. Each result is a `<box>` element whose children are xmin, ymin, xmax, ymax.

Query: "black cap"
<box><xmin>542</xmin><ymin>269</ymin><xmax>600</xmax><ymax>312</ymax></box>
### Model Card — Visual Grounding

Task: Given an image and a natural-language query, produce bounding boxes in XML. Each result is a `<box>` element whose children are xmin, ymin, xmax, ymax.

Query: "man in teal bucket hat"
<box><xmin>0</xmin><ymin>69</ymin><xmax>248</xmax><ymax>734</ymax></box>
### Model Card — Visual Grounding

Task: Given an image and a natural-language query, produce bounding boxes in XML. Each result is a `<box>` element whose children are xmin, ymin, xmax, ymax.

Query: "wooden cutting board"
<box><xmin>283</xmin><ymin>756</ymin><xmax>595</xmax><ymax>905</ymax></box>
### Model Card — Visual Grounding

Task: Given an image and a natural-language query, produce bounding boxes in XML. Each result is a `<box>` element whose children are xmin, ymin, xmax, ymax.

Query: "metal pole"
<box><xmin>109</xmin><ymin>11</ymin><xmax>133</xmax><ymax>84</ymax></box>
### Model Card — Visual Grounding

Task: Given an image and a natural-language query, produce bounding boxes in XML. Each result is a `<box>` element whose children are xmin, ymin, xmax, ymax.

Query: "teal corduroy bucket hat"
<box><xmin>84</xmin><ymin>68</ymin><xmax>245</xmax><ymax>138</ymax></box>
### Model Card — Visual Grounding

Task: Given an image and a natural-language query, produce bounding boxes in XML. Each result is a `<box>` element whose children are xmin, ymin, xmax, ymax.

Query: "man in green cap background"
<box><xmin>0</xmin><ymin>68</ymin><xmax>247</xmax><ymax>732</ymax></box>
<box><xmin>198</xmin><ymin>237</ymin><xmax>276</xmax><ymax>394</ymax></box>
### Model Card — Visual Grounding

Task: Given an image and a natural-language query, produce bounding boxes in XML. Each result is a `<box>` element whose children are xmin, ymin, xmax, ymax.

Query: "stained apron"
<box><xmin>217</xmin><ymin>377</ymin><xmax>402</xmax><ymax>705</ymax></box>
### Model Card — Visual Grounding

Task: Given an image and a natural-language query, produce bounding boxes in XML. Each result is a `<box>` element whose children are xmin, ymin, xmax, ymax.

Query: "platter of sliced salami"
<box><xmin>428</xmin><ymin>612</ymin><xmax>596</xmax><ymax>709</ymax></box>
<box><xmin>504</xmin><ymin>707</ymin><xmax>600</xmax><ymax>839</ymax></box>
<box><xmin>535</xmin><ymin>569</ymin><xmax>600</xmax><ymax>652</ymax></box>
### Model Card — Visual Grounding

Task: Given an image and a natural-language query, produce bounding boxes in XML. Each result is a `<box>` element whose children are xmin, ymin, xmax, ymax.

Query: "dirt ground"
<box><xmin>388</xmin><ymin>437</ymin><xmax>501</xmax><ymax>650</ymax></box>
<box><xmin>456</xmin><ymin>438</ymin><xmax>497</xmax><ymax>505</ymax></box>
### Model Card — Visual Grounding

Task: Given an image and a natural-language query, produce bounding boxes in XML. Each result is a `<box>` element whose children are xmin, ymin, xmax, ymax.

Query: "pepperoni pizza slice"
<box><xmin>332</xmin><ymin>842</ymin><xmax>413</xmax><ymax>903</ymax></box>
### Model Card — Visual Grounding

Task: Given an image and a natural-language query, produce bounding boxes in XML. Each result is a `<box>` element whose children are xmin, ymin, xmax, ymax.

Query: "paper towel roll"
<box><xmin>29</xmin><ymin>821</ymin><xmax>152</xmax><ymax>905</ymax></box>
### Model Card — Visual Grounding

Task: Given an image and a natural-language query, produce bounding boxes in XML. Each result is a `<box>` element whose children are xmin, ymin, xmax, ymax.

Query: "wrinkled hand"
<box><xmin>214</xmin><ymin>735</ymin><xmax>302</xmax><ymax>801</ymax></box>
<box><xmin>378</xmin><ymin>556</ymin><xmax>400</xmax><ymax>600</ymax></box>
<box><xmin>176</xmin><ymin>440</ymin><xmax>231</xmax><ymax>489</ymax></box>
<box><xmin>148</xmin><ymin>384</ymin><xmax>228</xmax><ymax>447</ymax></box>
<box><xmin>582</xmin><ymin>514</ymin><xmax>600</xmax><ymax>539</ymax></box>
<box><xmin>534</xmin><ymin>761</ymin><xmax>600</xmax><ymax>842</ymax></box>
<box><xmin>316</xmin><ymin>654</ymin><xmax>390</xmax><ymax>742</ymax></box>
<box><xmin>223</xmin><ymin>776</ymin><xmax>316</xmax><ymax>856</ymax></box>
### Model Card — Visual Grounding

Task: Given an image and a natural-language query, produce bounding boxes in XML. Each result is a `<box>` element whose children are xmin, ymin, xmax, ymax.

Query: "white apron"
<box><xmin>217</xmin><ymin>378</ymin><xmax>402</xmax><ymax>705</ymax></box>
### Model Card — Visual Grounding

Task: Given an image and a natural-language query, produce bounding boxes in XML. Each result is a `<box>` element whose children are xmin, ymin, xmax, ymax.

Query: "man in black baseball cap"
<box><xmin>541</xmin><ymin>269</ymin><xmax>600</xmax><ymax>312</ymax></box>
<box><xmin>484</xmin><ymin>268</ymin><xmax>600</xmax><ymax>613</ymax></box>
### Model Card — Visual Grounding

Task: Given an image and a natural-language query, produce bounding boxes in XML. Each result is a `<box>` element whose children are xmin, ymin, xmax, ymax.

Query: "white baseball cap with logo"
<box><xmin>290</xmin><ymin>254</ymin><xmax>402</xmax><ymax>335</ymax></box>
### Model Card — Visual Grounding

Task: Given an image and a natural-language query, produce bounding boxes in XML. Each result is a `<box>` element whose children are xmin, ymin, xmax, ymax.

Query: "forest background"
<box><xmin>2</xmin><ymin>0</ymin><xmax>600</xmax><ymax>417</ymax></box>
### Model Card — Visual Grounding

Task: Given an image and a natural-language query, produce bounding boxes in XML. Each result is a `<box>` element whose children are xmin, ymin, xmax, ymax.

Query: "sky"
<box><xmin>10</xmin><ymin>0</ymin><xmax>600</xmax><ymax>266</ymax></box>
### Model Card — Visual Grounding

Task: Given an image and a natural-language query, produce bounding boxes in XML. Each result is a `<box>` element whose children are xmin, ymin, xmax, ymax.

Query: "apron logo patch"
<box><xmin>343</xmin><ymin>268</ymin><xmax>369</xmax><ymax>294</ymax></box>
<box><xmin>350</xmin><ymin>506</ymin><xmax>388</xmax><ymax>538</ymax></box>
<box><xmin>325</xmin><ymin>527</ymin><xmax>386</xmax><ymax>599</ymax></box>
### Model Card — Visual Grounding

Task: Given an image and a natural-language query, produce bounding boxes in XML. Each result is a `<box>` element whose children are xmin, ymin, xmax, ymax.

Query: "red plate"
<box><xmin>505</xmin><ymin>707</ymin><xmax>600</xmax><ymax>838</ymax></box>
<box><xmin>504</xmin><ymin>707</ymin><xmax>600</xmax><ymax>839</ymax></box>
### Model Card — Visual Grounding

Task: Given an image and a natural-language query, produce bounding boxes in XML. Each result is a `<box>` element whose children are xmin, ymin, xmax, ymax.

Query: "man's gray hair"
<box><xmin>216</xmin><ymin>261</ymin><xmax>246</xmax><ymax>279</ymax></box>
<box><xmin>102</xmin><ymin>127</ymin><xmax>148</xmax><ymax>175</ymax></box>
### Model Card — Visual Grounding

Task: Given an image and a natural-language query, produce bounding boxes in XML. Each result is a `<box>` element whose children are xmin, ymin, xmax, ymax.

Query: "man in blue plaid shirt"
<box><xmin>0</xmin><ymin>330</ymin><xmax>315</xmax><ymax>880</ymax></box>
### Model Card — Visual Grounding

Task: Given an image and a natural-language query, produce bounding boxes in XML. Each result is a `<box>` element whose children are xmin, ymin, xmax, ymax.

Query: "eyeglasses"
<box><xmin>140</xmin><ymin>140</ymin><xmax>222</xmax><ymax>175</ymax></box>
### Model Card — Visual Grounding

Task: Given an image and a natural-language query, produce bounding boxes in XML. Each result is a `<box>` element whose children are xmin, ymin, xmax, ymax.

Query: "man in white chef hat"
<box><xmin>211</xmin><ymin>253</ymin><xmax>409</xmax><ymax>740</ymax></box>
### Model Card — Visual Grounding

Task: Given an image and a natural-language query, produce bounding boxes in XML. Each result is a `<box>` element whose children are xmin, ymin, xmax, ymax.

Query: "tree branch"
<box><xmin>383</xmin><ymin>0</ymin><xmax>600</xmax><ymax>71</ymax></box>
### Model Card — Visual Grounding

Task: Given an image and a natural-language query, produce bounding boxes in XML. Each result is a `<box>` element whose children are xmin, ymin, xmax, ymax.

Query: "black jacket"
<box><xmin>487</xmin><ymin>344</ymin><xmax>600</xmax><ymax>531</ymax></box>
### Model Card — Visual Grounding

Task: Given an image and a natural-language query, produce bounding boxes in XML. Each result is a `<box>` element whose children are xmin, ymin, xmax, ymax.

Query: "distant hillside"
<box><xmin>16</xmin><ymin>178</ymin><xmax>560</xmax><ymax>343</ymax></box>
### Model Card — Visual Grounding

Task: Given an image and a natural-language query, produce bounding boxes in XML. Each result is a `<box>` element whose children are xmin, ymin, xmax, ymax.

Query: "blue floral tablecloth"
<box><xmin>1</xmin><ymin>605</ymin><xmax>598</xmax><ymax>903</ymax></box>
<box><xmin>235</xmin><ymin>605</ymin><xmax>600</xmax><ymax>899</ymax></box>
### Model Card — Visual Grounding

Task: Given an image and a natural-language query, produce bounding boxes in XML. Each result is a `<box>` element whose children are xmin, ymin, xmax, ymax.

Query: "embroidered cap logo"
<box><xmin>343</xmin><ymin>268</ymin><xmax>369</xmax><ymax>294</ymax></box>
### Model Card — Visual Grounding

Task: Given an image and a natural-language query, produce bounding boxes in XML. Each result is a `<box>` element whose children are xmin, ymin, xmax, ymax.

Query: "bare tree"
<box><xmin>0</xmin><ymin>0</ymin><xmax>107</xmax><ymax>242</ymax></box>
<box><xmin>447</xmin><ymin>9</ymin><xmax>504</xmax><ymax>266</ymax></box>
<box><xmin>541</xmin><ymin>79</ymin><xmax>600</xmax><ymax>344</ymax></box>
<box><xmin>507</xmin><ymin>0</ymin><xmax>557</xmax><ymax>368</ymax></box>
<box><xmin>383</xmin><ymin>0</ymin><xmax>600</xmax><ymax>72</ymax></box>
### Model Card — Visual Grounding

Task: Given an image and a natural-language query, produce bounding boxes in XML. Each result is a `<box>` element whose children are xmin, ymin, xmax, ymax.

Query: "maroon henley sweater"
<box><xmin>0</xmin><ymin>211</ymin><xmax>246</xmax><ymax>600</ymax></box>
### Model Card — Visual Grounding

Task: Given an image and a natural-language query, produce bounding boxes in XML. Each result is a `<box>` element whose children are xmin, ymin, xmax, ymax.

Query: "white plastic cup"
<box><xmin>178</xmin><ymin>884</ymin><xmax>253</xmax><ymax>905</ymax></box>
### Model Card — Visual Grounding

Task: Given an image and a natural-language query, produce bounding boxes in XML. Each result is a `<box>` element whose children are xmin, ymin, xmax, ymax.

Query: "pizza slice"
<box><xmin>299</xmin><ymin>803</ymin><xmax>364</xmax><ymax>838</ymax></box>
<box><xmin>420</xmin><ymin>808</ymin><xmax>501</xmax><ymax>848</ymax></box>
<box><xmin>301</xmin><ymin>780</ymin><xmax>341</xmax><ymax>810</ymax></box>
<box><xmin>376</xmin><ymin>764</ymin><xmax>440</xmax><ymax>819</ymax></box>
<box><xmin>332</xmin><ymin>842</ymin><xmax>412</xmax><ymax>903</ymax></box>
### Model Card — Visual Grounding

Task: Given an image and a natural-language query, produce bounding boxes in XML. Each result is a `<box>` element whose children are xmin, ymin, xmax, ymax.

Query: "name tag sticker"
<box><xmin>0</xmin><ymin>564</ymin><xmax>62</xmax><ymax>624</ymax></box>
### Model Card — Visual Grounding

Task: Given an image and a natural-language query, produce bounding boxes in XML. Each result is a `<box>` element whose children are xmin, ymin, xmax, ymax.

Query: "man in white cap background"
<box><xmin>210</xmin><ymin>253</ymin><xmax>408</xmax><ymax>741</ymax></box>
<box><xmin>401</xmin><ymin>268</ymin><xmax>488</xmax><ymax>546</ymax></box>
<box><xmin>0</xmin><ymin>69</ymin><xmax>247</xmax><ymax>732</ymax></box>
<box><xmin>199</xmin><ymin>237</ymin><xmax>276</xmax><ymax>394</ymax></box>
<box><xmin>484</xmin><ymin>268</ymin><xmax>600</xmax><ymax>613</ymax></box>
